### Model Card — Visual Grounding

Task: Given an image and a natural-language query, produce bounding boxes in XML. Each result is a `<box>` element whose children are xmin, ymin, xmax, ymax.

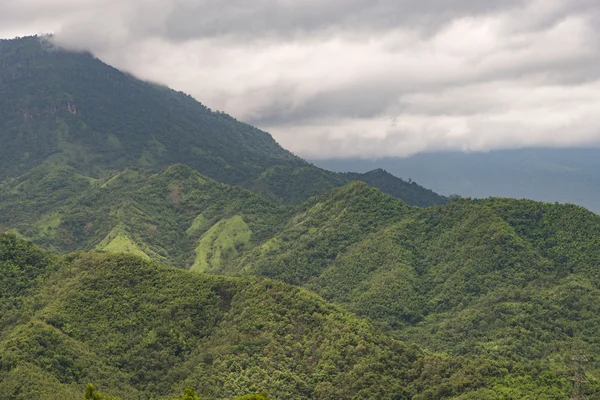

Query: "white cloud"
<box><xmin>1</xmin><ymin>0</ymin><xmax>599</xmax><ymax>158</ymax></box>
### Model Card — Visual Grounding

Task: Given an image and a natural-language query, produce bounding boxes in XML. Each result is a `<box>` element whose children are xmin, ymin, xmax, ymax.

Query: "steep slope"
<box><xmin>0</xmin><ymin>36</ymin><xmax>445</xmax><ymax>207</ymax></box>
<box><xmin>0</xmin><ymin>233</ymin><xmax>485</xmax><ymax>400</ymax></box>
<box><xmin>0</xmin><ymin>36</ymin><xmax>301</xmax><ymax>186</ymax></box>
<box><xmin>233</xmin><ymin>190</ymin><xmax>600</xmax><ymax>398</ymax></box>
<box><xmin>237</xmin><ymin>181</ymin><xmax>410</xmax><ymax>284</ymax></box>
<box><xmin>0</xmin><ymin>163</ymin><xmax>289</xmax><ymax>268</ymax></box>
<box><xmin>343</xmin><ymin>169</ymin><xmax>446</xmax><ymax>208</ymax></box>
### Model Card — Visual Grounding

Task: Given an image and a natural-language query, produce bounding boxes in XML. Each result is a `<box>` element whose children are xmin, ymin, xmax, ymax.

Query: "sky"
<box><xmin>1</xmin><ymin>0</ymin><xmax>600</xmax><ymax>159</ymax></box>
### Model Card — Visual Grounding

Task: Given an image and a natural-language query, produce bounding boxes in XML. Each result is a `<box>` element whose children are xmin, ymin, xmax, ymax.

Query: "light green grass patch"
<box><xmin>186</xmin><ymin>213</ymin><xmax>211</xmax><ymax>236</ymax></box>
<box><xmin>191</xmin><ymin>215</ymin><xmax>252</xmax><ymax>273</ymax></box>
<box><xmin>97</xmin><ymin>229</ymin><xmax>150</xmax><ymax>260</ymax></box>
<box><xmin>34</xmin><ymin>212</ymin><xmax>62</xmax><ymax>238</ymax></box>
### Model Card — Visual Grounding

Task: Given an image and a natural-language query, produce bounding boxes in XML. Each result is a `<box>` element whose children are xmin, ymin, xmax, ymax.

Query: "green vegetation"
<box><xmin>239</xmin><ymin>181</ymin><xmax>409</xmax><ymax>285</ymax></box>
<box><xmin>82</xmin><ymin>385</ymin><xmax>269</xmax><ymax>400</ymax></box>
<box><xmin>0</xmin><ymin>36</ymin><xmax>445</xmax><ymax>207</ymax></box>
<box><xmin>238</xmin><ymin>195</ymin><xmax>600</xmax><ymax>398</ymax></box>
<box><xmin>0</xmin><ymin>234</ymin><xmax>428</xmax><ymax>399</ymax></box>
<box><xmin>98</xmin><ymin>232</ymin><xmax>150</xmax><ymax>260</ymax></box>
<box><xmin>1</xmin><ymin>36</ymin><xmax>599</xmax><ymax>399</ymax></box>
<box><xmin>191</xmin><ymin>215</ymin><xmax>252</xmax><ymax>273</ymax></box>
<box><xmin>0</xmin><ymin>163</ymin><xmax>290</xmax><ymax>268</ymax></box>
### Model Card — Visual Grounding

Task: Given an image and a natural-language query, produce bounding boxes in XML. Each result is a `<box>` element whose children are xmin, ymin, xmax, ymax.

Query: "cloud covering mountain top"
<box><xmin>2</xmin><ymin>0</ymin><xmax>600</xmax><ymax>158</ymax></box>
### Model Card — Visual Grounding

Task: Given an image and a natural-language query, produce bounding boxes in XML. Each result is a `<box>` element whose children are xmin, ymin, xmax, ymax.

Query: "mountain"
<box><xmin>1</xmin><ymin>34</ymin><xmax>598</xmax><ymax>399</ymax></box>
<box><xmin>0</xmin><ymin>163</ymin><xmax>289</xmax><ymax>268</ymax></box>
<box><xmin>219</xmin><ymin>191</ymin><xmax>600</xmax><ymax>398</ymax></box>
<box><xmin>0</xmin><ymin>233</ymin><xmax>494</xmax><ymax>400</ymax></box>
<box><xmin>0</xmin><ymin>163</ymin><xmax>438</xmax><ymax>273</ymax></box>
<box><xmin>0</xmin><ymin>36</ymin><xmax>300</xmax><ymax>185</ymax></box>
<box><xmin>0</xmin><ymin>36</ymin><xmax>445</xmax><ymax>207</ymax></box>
<box><xmin>313</xmin><ymin>148</ymin><xmax>600</xmax><ymax>213</ymax></box>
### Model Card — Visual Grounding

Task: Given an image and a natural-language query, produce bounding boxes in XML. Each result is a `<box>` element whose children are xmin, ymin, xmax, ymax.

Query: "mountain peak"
<box><xmin>0</xmin><ymin>36</ymin><xmax>445</xmax><ymax>207</ymax></box>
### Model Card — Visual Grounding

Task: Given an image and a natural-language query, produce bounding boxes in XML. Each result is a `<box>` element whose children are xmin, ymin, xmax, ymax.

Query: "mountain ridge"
<box><xmin>0</xmin><ymin>35</ymin><xmax>446</xmax><ymax>207</ymax></box>
<box><xmin>1</xmin><ymin>35</ymin><xmax>598</xmax><ymax>399</ymax></box>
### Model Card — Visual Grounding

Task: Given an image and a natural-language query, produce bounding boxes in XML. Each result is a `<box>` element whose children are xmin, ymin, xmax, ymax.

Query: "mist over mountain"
<box><xmin>0</xmin><ymin>36</ymin><xmax>444</xmax><ymax>207</ymax></box>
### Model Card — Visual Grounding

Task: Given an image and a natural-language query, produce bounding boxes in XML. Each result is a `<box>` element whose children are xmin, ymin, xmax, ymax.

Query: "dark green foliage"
<box><xmin>343</xmin><ymin>169</ymin><xmax>446</xmax><ymax>208</ymax></box>
<box><xmin>0</xmin><ymin>36</ymin><xmax>444</xmax><ymax>207</ymax></box>
<box><xmin>0</xmin><ymin>37</ymin><xmax>300</xmax><ymax>187</ymax></box>
<box><xmin>239</xmin><ymin>195</ymin><xmax>600</xmax><ymax>398</ymax></box>
<box><xmin>0</xmin><ymin>235</ymin><xmax>429</xmax><ymax>399</ymax></box>
<box><xmin>0</xmin><ymin>232</ymin><xmax>57</xmax><ymax>333</ymax></box>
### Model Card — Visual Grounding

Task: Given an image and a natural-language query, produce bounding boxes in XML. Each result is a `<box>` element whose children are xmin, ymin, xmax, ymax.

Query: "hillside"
<box><xmin>3</xmin><ymin>164</ymin><xmax>599</xmax><ymax>398</ymax></box>
<box><xmin>237</xmin><ymin>181</ymin><xmax>410</xmax><ymax>284</ymax></box>
<box><xmin>0</xmin><ymin>36</ymin><xmax>300</xmax><ymax>186</ymax></box>
<box><xmin>0</xmin><ymin>163</ymin><xmax>289</xmax><ymax>268</ymax></box>
<box><xmin>0</xmin><ymin>233</ymin><xmax>490</xmax><ymax>400</ymax></box>
<box><xmin>228</xmin><ymin>191</ymin><xmax>600</xmax><ymax>398</ymax></box>
<box><xmin>0</xmin><ymin>36</ymin><xmax>445</xmax><ymax>207</ymax></box>
<box><xmin>2</xmin><ymin>34</ymin><xmax>598</xmax><ymax>399</ymax></box>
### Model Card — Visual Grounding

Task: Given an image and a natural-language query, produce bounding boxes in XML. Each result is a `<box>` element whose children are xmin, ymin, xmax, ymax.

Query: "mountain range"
<box><xmin>314</xmin><ymin>148</ymin><xmax>600</xmax><ymax>213</ymax></box>
<box><xmin>0</xmin><ymin>36</ymin><xmax>444</xmax><ymax>207</ymax></box>
<box><xmin>0</xmin><ymin>36</ymin><xmax>598</xmax><ymax>399</ymax></box>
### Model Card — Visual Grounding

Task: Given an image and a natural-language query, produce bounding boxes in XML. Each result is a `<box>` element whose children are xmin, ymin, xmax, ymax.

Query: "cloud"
<box><xmin>1</xmin><ymin>0</ymin><xmax>599</xmax><ymax>158</ymax></box>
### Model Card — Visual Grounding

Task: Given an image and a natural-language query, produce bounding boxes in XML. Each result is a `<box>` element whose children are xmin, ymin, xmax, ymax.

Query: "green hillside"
<box><xmin>3</xmin><ymin>233</ymin><xmax>592</xmax><ymax>400</ymax></box>
<box><xmin>230</xmin><ymin>192</ymin><xmax>600</xmax><ymax>398</ymax></box>
<box><xmin>0</xmin><ymin>36</ymin><xmax>445</xmax><ymax>207</ymax></box>
<box><xmin>1</xmin><ymin>34</ymin><xmax>598</xmax><ymax>399</ymax></box>
<box><xmin>0</xmin><ymin>233</ymin><xmax>479</xmax><ymax>400</ymax></box>
<box><xmin>0</xmin><ymin>163</ymin><xmax>288</xmax><ymax>267</ymax></box>
<box><xmin>238</xmin><ymin>181</ymin><xmax>410</xmax><ymax>285</ymax></box>
<box><xmin>0</xmin><ymin>37</ymin><xmax>300</xmax><ymax>185</ymax></box>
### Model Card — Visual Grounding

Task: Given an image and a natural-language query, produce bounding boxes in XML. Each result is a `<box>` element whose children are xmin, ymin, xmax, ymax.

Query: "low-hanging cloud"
<box><xmin>1</xmin><ymin>0</ymin><xmax>600</xmax><ymax>158</ymax></box>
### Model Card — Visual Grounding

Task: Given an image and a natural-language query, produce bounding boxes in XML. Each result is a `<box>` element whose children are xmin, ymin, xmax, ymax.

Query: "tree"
<box><xmin>171</xmin><ymin>386</ymin><xmax>200</xmax><ymax>400</ymax></box>
<box><xmin>234</xmin><ymin>393</ymin><xmax>269</xmax><ymax>400</ymax></box>
<box><xmin>83</xmin><ymin>384</ymin><xmax>120</xmax><ymax>400</ymax></box>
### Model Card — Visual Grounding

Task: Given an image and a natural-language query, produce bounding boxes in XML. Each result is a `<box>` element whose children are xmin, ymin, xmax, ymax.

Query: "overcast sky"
<box><xmin>2</xmin><ymin>0</ymin><xmax>600</xmax><ymax>158</ymax></box>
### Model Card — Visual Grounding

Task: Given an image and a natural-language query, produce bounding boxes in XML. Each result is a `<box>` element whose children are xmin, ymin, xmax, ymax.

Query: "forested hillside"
<box><xmin>0</xmin><ymin>233</ymin><xmax>483</xmax><ymax>400</ymax></box>
<box><xmin>0</xmin><ymin>163</ymin><xmax>288</xmax><ymax>267</ymax></box>
<box><xmin>229</xmin><ymin>192</ymin><xmax>600</xmax><ymax>398</ymax></box>
<box><xmin>0</xmin><ymin>36</ymin><xmax>445</xmax><ymax>207</ymax></box>
<box><xmin>0</xmin><ymin>35</ymin><xmax>598</xmax><ymax>399</ymax></box>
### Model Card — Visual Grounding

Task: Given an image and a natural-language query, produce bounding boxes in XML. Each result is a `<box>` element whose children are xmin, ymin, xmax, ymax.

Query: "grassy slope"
<box><xmin>0</xmin><ymin>164</ymin><xmax>289</xmax><ymax>268</ymax></box>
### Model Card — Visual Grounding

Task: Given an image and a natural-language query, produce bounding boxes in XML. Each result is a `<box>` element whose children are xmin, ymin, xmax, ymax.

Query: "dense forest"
<box><xmin>0</xmin><ymin>36</ymin><xmax>598</xmax><ymax>399</ymax></box>
<box><xmin>0</xmin><ymin>36</ymin><xmax>445</xmax><ymax>207</ymax></box>
<box><xmin>0</xmin><ymin>233</ymin><xmax>465</xmax><ymax>399</ymax></box>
